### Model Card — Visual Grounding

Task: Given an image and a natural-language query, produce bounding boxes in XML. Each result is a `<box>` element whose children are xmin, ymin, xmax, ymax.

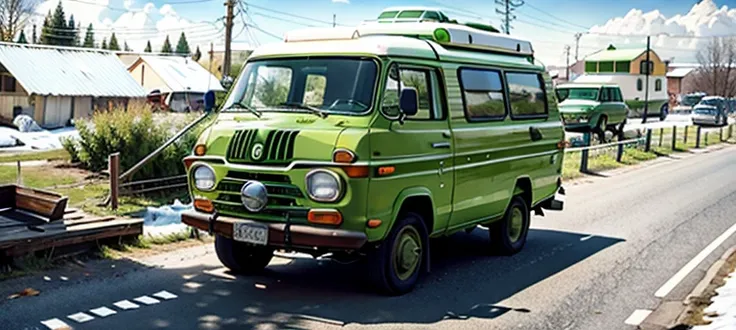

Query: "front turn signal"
<box><xmin>342</xmin><ymin>166</ymin><xmax>370</xmax><ymax>178</ymax></box>
<box><xmin>308</xmin><ymin>209</ymin><xmax>343</xmax><ymax>225</ymax></box>
<box><xmin>194</xmin><ymin>144</ymin><xmax>207</xmax><ymax>156</ymax></box>
<box><xmin>194</xmin><ymin>198</ymin><xmax>214</xmax><ymax>213</ymax></box>
<box><xmin>333</xmin><ymin>149</ymin><xmax>356</xmax><ymax>163</ymax></box>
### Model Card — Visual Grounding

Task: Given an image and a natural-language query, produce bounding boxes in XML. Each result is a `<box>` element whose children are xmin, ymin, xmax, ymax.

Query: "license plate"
<box><xmin>233</xmin><ymin>222</ymin><xmax>269</xmax><ymax>245</ymax></box>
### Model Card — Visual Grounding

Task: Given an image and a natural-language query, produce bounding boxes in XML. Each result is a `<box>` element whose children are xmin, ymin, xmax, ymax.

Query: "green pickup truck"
<box><xmin>555</xmin><ymin>83</ymin><xmax>628</xmax><ymax>141</ymax></box>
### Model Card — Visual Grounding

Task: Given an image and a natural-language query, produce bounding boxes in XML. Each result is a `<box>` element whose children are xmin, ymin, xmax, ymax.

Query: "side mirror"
<box><xmin>221</xmin><ymin>76</ymin><xmax>234</xmax><ymax>90</ymax></box>
<box><xmin>399</xmin><ymin>87</ymin><xmax>419</xmax><ymax>116</ymax></box>
<box><xmin>204</xmin><ymin>90</ymin><xmax>216</xmax><ymax>113</ymax></box>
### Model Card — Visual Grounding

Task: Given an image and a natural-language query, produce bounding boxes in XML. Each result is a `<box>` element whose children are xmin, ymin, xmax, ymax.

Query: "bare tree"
<box><xmin>0</xmin><ymin>0</ymin><xmax>37</xmax><ymax>42</ymax></box>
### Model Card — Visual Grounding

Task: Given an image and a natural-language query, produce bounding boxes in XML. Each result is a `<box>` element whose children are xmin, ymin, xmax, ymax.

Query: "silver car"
<box><xmin>692</xmin><ymin>97</ymin><xmax>728</xmax><ymax>126</ymax></box>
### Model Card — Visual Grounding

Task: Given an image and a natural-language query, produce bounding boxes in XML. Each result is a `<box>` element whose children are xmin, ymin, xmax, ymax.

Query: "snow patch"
<box><xmin>694</xmin><ymin>273</ymin><xmax>736</xmax><ymax>329</ymax></box>
<box><xmin>142</xmin><ymin>199</ymin><xmax>193</xmax><ymax>237</ymax></box>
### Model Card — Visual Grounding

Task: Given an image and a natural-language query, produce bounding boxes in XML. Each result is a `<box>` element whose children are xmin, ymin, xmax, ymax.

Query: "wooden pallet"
<box><xmin>0</xmin><ymin>208</ymin><xmax>143</xmax><ymax>257</ymax></box>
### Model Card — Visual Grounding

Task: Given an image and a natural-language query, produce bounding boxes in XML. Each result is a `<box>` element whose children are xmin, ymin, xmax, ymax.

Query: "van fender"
<box><xmin>384</xmin><ymin>186</ymin><xmax>435</xmax><ymax>240</ymax></box>
<box><xmin>509</xmin><ymin>175</ymin><xmax>533</xmax><ymax>208</ymax></box>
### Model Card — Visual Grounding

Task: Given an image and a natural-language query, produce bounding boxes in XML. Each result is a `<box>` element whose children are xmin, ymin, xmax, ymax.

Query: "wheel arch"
<box><xmin>385</xmin><ymin>187</ymin><xmax>435</xmax><ymax>241</ymax></box>
<box><xmin>512</xmin><ymin>175</ymin><xmax>533</xmax><ymax>210</ymax></box>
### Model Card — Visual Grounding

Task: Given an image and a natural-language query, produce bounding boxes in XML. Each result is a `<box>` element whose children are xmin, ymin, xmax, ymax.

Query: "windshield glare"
<box><xmin>699</xmin><ymin>98</ymin><xmax>721</xmax><ymax>107</ymax></box>
<box><xmin>223</xmin><ymin>58</ymin><xmax>378</xmax><ymax>114</ymax></box>
<box><xmin>682</xmin><ymin>95</ymin><xmax>703</xmax><ymax>107</ymax></box>
<box><xmin>556</xmin><ymin>88</ymin><xmax>599</xmax><ymax>102</ymax></box>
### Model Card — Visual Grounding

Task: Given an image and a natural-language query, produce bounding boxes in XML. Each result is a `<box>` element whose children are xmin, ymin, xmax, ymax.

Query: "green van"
<box><xmin>556</xmin><ymin>83</ymin><xmax>628</xmax><ymax>141</ymax></box>
<box><xmin>181</xmin><ymin>18</ymin><xmax>566</xmax><ymax>295</ymax></box>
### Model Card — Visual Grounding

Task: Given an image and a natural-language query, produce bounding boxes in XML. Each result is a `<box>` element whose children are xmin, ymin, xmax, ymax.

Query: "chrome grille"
<box><xmin>226</xmin><ymin>129</ymin><xmax>299</xmax><ymax>164</ymax></box>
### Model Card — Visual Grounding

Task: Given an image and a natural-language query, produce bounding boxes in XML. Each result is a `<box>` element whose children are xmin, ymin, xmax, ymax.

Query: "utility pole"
<box><xmin>495</xmin><ymin>0</ymin><xmax>524</xmax><ymax>35</ymax></box>
<box><xmin>642</xmin><ymin>35</ymin><xmax>651</xmax><ymax>123</ymax></box>
<box><xmin>223</xmin><ymin>0</ymin><xmax>235</xmax><ymax>78</ymax></box>
<box><xmin>574</xmin><ymin>33</ymin><xmax>582</xmax><ymax>61</ymax></box>
<box><xmin>565</xmin><ymin>45</ymin><xmax>571</xmax><ymax>82</ymax></box>
<box><xmin>208</xmin><ymin>42</ymin><xmax>214</xmax><ymax>90</ymax></box>
<box><xmin>333</xmin><ymin>14</ymin><xmax>336</xmax><ymax>27</ymax></box>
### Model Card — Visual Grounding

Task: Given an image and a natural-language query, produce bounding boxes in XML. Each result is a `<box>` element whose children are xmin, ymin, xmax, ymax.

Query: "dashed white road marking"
<box><xmin>113</xmin><ymin>300</ymin><xmax>140</xmax><ymax>310</ymax></box>
<box><xmin>655</xmin><ymin>221</ymin><xmax>736</xmax><ymax>298</ymax></box>
<box><xmin>580</xmin><ymin>234</ymin><xmax>595</xmax><ymax>241</ymax></box>
<box><xmin>89</xmin><ymin>307</ymin><xmax>117</xmax><ymax>318</ymax></box>
<box><xmin>40</xmin><ymin>318</ymin><xmax>71</xmax><ymax>330</ymax></box>
<box><xmin>624</xmin><ymin>309</ymin><xmax>652</xmax><ymax>326</ymax></box>
<box><xmin>134</xmin><ymin>296</ymin><xmax>161</xmax><ymax>305</ymax></box>
<box><xmin>203</xmin><ymin>267</ymin><xmax>237</xmax><ymax>280</ymax></box>
<box><xmin>153</xmin><ymin>290</ymin><xmax>178</xmax><ymax>300</ymax></box>
<box><xmin>67</xmin><ymin>312</ymin><xmax>95</xmax><ymax>323</ymax></box>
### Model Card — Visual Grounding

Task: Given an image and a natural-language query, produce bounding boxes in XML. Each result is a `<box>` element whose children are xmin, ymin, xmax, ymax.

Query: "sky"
<box><xmin>23</xmin><ymin>0</ymin><xmax>736</xmax><ymax>66</ymax></box>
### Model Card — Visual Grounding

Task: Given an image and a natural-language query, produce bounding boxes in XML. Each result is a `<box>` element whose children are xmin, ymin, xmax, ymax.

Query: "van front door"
<box><xmin>369</xmin><ymin>63</ymin><xmax>454</xmax><ymax>236</ymax></box>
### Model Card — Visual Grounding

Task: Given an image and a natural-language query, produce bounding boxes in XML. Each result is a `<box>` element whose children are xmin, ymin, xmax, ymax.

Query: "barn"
<box><xmin>0</xmin><ymin>42</ymin><xmax>147</xmax><ymax>129</ymax></box>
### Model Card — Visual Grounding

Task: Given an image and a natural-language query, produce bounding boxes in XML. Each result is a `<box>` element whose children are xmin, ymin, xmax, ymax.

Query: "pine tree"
<box><xmin>160</xmin><ymin>35</ymin><xmax>172</xmax><ymax>53</ymax></box>
<box><xmin>68</xmin><ymin>15</ymin><xmax>78</xmax><ymax>46</ymax></box>
<box><xmin>50</xmin><ymin>1</ymin><xmax>69</xmax><ymax>45</ymax></box>
<box><xmin>32</xmin><ymin>24</ymin><xmax>37</xmax><ymax>44</ymax></box>
<box><xmin>16</xmin><ymin>31</ymin><xmax>27</xmax><ymax>44</ymax></box>
<box><xmin>108</xmin><ymin>33</ymin><xmax>120</xmax><ymax>50</ymax></box>
<box><xmin>175</xmin><ymin>32</ymin><xmax>190</xmax><ymax>55</ymax></box>
<box><xmin>39</xmin><ymin>11</ymin><xmax>52</xmax><ymax>44</ymax></box>
<box><xmin>101</xmin><ymin>37</ymin><xmax>107</xmax><ymax>49</ymax></box>
<box><xmin>192</xmin><ymin>45</ymin><xmax>201</xmax><ymax>61</ymax></box>
<box><xmin>124</xmin><ymin>41</ymin><xmax>131</xmax><ymax>51</ymax></box>
<box><xmin>82</xmin><ymin>23</ymin><xmax>95</xmax><ymax>48</ymax></box>
<box><xmin>144</xmin><ymin>40</ymin><xmax>152</xmax><ymax>52</ymax></box>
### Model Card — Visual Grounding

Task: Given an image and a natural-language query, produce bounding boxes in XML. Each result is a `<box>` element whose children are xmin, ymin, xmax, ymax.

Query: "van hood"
<box><xmin>201</xmin><ymin>112</ymin><xmax>367</xmax><ymax>164</ymax></box>
<box><xmin>558</xmin><ymin>99</ymin><xmax>599</xmax><ymax>112</ymax></box>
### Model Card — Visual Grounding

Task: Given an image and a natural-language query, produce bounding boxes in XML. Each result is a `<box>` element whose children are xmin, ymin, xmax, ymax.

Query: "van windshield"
<box><xmin>222</xmin><ymin>58</ymin><xmax>378</xmax><ymax>115</ymax></box>
<box><xmin>699</xmin><ymin>98</ymin><xmax>721</xmax><ymax>107</ymax></box>
<box><xmin>681</xmin><ymin>94</ymin><xmax>704</xmax><ymax>107</ymax></box>
<box><xmin>556</xmin><ymin>88</ymin><xmax>599</xmax><ymax>102</ymax></box>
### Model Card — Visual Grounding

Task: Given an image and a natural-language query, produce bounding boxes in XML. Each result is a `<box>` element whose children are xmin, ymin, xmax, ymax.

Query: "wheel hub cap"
<box><xmin>508</xmin><ymin>208</ymin><xmax>524</xmax><ymax>242</ymax></box>
<box><xmin>393</xmin><ymin>227</ymin><xmax>422</xmax><ymax>281</ymax></box>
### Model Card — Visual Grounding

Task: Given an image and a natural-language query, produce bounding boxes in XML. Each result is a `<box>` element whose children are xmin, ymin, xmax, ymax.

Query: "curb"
<box><xmin>640</xmin><ymin>246</ymin><xmax>736</xmax><ymax>330</ymax></box>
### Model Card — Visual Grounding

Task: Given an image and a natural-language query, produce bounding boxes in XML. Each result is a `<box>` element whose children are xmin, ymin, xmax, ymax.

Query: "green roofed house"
<box><xmin>574</xmin><ymin>45</ymin><xmax>670</xmax><ymax>119</ymax></box>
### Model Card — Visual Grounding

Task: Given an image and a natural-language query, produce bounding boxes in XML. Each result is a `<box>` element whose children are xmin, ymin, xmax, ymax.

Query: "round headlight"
<box><xmin>306</xmin><ymin>169</ymin><xmax>341</xmax><ymax>202</ymax></box>
<box><xmin>193</xmin><ymin>165</ymin><xmax>216</xmax><ymax>191</ymax></box>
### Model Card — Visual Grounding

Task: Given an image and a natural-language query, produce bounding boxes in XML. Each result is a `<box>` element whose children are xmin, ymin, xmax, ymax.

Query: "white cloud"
<box><xmin>27</xmin><ymin>0</ymin><xmax>225</xmax><ymax>52</ymax></box>
<box><xmin>582</xmin><ymin>0</ymin><xmax>736</xmax><ymax>63</ymax></box>
<box><xmin>332</xmin><ymin>0</ymin><xmax>350</xmax><ymax>4</ymax></box>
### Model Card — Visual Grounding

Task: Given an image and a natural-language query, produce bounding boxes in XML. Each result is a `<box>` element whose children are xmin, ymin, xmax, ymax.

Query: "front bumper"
<box><xmin>692</xmin><ymin>116</ymin><xmax>718</xmax><ymax>125</ymax></box>
<box><xmin>182</xmin><ymin>210</ymin><xmax>368</xmax><ymax>250</ymax></box>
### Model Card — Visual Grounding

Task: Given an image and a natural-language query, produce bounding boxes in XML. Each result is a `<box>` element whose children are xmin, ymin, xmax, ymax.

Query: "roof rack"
<box><xmin>284</xmin><ymin>21</ymin><xmax>533</xmax><ymax>57</ymax></box>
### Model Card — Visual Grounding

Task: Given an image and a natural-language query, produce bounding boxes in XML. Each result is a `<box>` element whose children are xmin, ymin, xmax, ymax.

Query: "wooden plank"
<box><xmin>64</xmin><ymin>216</ymin><xmax>117</xmax><ymax>226</ymax></box>
<box><xmin>64</xmin><ymin>208</ymin><xmax>79</xmax><ymax>214</ymax></box>
<box><xmin>2</xmin><ymin>224</ymin><xmax>143</xmax><ymax>257</ymax></box>
<box><xmin>13</xmin><ymin>186</ymin><xmax>68</xmax><ymax>221</ymax></box>
<box><xmin>0</xmin><ymin>218</ymin><xmax>142</xmax><ymax>248</ymax></box>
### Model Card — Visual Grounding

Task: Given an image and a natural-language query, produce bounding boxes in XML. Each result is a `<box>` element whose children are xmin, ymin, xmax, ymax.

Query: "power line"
<box><xmin>523</xmin><ymin>2</ymin><xmax>591</xmax><ymax>31</ymax></box>
<box><xmin>251</xmin><ymin>11</ymin><xmax>317</xmax><ymax>28</ymax></box>
<box><xmin>244</xmin><ymin>2</ymin><xmax>349</xmax><ymax>26</ymax></box>
<box><xmin>515</xmin><ymin>18</ymin><xmax>576</xmax><ymax>35</ymax></box>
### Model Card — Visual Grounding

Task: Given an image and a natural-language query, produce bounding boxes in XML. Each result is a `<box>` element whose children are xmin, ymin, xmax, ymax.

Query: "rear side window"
<box><xmin>506</xmin><ymin>72</ymin><xmax>548</xmax><ymax>118</ymax></box>
<box><xmin>459</xmin><ymin>68</ymin><xmax>506</xmax><ymax>121</ymax></box>
<box><xmin>600</xmin><ymin>87</ymin><xmax>611</xmax><ymax>102</ymax></box>
<box><xmin>612</xmin><ymin>88</ymin><xmax>623</xmax><ymax>102</ymax></box>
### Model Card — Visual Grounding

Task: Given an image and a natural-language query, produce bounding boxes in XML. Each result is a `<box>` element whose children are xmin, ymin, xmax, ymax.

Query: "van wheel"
<box><xmin>594</xmin><ymin>116</ymin><xmax>608</xmax><ymax>143</ymax></box>
<box><xmin>490</xmin><ymin>196</ymin><xmax>530</xmax><ymax>255</ymax></box>
<box><xmin>214</xmin><ymin>235</ymin><xmax>274</xmax><ymax>274</ymax></box>
<box><xmin>367</xmin><ymin>212</ymin><xmax>428</xmax><ymax>296</ymax></box>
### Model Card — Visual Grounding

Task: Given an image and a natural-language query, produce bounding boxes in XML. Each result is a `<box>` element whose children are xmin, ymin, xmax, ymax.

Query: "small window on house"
<box><xmin>615</xmin><ymin>61</ymin><xmax>630</xmax><ymax>73</ymax></box>
<box><xmin>459</xmin><ymin>68</ymin><xmax>506</xmax><ymax>121</ymax></box>
<box><xmin>640</xmin><ymin>60</ymin><xmax>654</xmax><ymax>75</ymax></box>
<box><xmin>505</xmin><ymin>72</ymin><xmax>547</xmax><ymax>118</ymax></box>
<box><xmin>599</xmin><ymin>61</ymin><xmax>614</xmax><ymax>72</ymax></box>
<box><xmin>1</xmin><ymin>75</ymin><xmax>16</xmax><ymax>92</ymax></box>
<box><xmin>585</xmin><ymin>62</ymin><xmax>597</xmax><ymax>73</ymax></box>
<box><xmin>637</xmin><ymin>79</ymin><xmax>643</xmax><ymax>91</ymax></box>
<box><xmin>655</xmin><ymin>79</ymin><xmax>662</xmax><ymax>91</ymax></box>
<box><xmin>303</xmin><ymin>74</ymin><xmax>326</xmax><ymax>106</ymax></box>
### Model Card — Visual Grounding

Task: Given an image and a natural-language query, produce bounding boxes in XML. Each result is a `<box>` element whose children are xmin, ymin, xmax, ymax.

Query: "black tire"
<box><xmin>214</xmin><ymin>235</ymin><xmax>274</xmax><ymax>274</ymax></box>
<box><xmin>489</xmin><ymin>196</ymin><xmax>531</xmax><ymax>255</ymax></box>
<box><xmin>660</xmin><ymin>104</ymin><xmax>669</xmax><ymax>121</ymax></box>
<box><xmin>594</xmin><ymin>116</ymin><xmax>608</xmax><ymax>143</ymax></box>
<box><xmin>367</xmin><ymin>212</ymin><xmax>428</xmax><ymax>296</ymax></box>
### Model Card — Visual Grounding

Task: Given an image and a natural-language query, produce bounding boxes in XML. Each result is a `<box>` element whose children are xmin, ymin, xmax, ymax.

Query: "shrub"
<box><xmin>68</xmin><ymin>102</ymin><xmax>208</xmax><ymax>180</ymax></box>
<box><xmin>60</xmin><ymin>136</ymin><xmax>79</xmax><ymax>163</ymax></box>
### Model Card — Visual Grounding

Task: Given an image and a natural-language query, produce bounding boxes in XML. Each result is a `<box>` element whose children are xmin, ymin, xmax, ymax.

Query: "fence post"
<box><xmin>109</xmin><ymin>153</ymin><xmax>120</xmax><ymax>211</ymax></box>
<box><xmin>580</xmin><ymin>132</ymin><xmax>590</xmax><ymax>173</ymax></box>
<box><xmin>684</xmin><ymin>126</ymin><xmax>688</xmax><ymax>144</ymax></box>
<box><xmin>16</xmin><ymin>160</ymin><xmax>22</xmax><ymax>186</ymax></box>
<box><xmin>696</xmin><ymin>126</ymin><xmax>702</xmax><ymax>148</ymax></box>
<box><xmin>672</xmin><ymin>126</ymin><xmax>677</xmax><ymax>150</ymax></box>
<box><xmin>645</xmin><ymin>129</ymin><xmax>653</xmax><ymax>152</ymax></box>
<box><xmin>616</xmin><ymin>142</ymin><xmax>624</xmax><ymax>163</ymax></box>
<box><xmin>720</xmin><ymin>127</ymin><xmax>724</xmax><ymax>142</ymax></box>
<box><xmin>705</xmin><ymin>131</ymin><xmax>709</xmax><ymax>146</ymax></box>
<box><xmin>658</xmin><ymin>128</ymin><xmax>664</xmax><ymax>147</ymax></box>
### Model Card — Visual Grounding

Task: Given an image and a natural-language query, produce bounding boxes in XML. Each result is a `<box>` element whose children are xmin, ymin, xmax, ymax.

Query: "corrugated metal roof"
<box><xmin>585</xmin><ymin>48</ymin><xmax>647</xmax><ymax>62</ymax></box>
<box><xmin>0</xmin><ymin>42</ymin><xmax>147</xmax><ymax>97</ymax></box>
<box><xmin>134</xmin><ymin>55</ymin><xmax>225</xmax><ymax>93</ymax></box>
<box><xmin>667</xmin><ymin>67</ymin><xmax>694</xmax><ymax>78</ymax></box>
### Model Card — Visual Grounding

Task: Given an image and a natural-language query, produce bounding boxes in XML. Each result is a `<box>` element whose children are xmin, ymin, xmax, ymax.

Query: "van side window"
<box><xmin>600</xmin><ymin>88</ymin><xmax>611</xmax><ymax>102</ymax></box>
<box><xmin>505</xmin><ymin>72</ymin><xmax>548</xmax><ymax>118</ymax></box>
<box><xmin>459</xmin><ymin>68</ymin><xmax>506</xmax><ymax>121</ymax></box>
<box><xmin>382</xmin><ymin>66</ymin><xmax>441</xmax><ymax>120</ymax></box>
<box><xmin>612</xmin><ymin>88</ymin><xmax>623</xmax><ymax>102</ymax></box>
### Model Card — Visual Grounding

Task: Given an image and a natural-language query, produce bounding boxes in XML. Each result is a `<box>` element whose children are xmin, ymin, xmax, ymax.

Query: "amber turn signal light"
<box><xmin>367</xmin><ymin>219</ymin><xmax>382</xmax><ymax>228</ymax></box>
<box><xmin>308</xmin><ymin>209</ymin><xmax>343</xmax><ymax>225</ymax></box>
<box><xmin>193</xmin><ymin>198</ymin><xmax>214</xmax><ymax>213</ymax></box>
<box><xmin>377</xmin><ymin>166</ymin><xmax>395</xmax><ymax>176</ymax></box>
<box><xmin>194</xmin><ymin>144</ymin><xmax>207</xmax><ymax>156</ymax></box>
<box><xmin>333</xmin><ymin>149</ymin><xmax>356</xmax><ymax>163</ymax></box>
<box><xmin>342</xmin><ymin>166</ymin><xmax>370</xmax><ymax>178</ymax></box>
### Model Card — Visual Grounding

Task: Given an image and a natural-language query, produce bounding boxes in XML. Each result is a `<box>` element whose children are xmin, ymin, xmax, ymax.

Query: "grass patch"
<box><xmin>0</xmin><ymin>254</ymin><xmax>56</xmax><ymax>281</ymax></box>
<box><xmin>563</xmin><ymin>147</ymin><xmax>659</xmax><ymax>180</ymax></box>
<box><xmin>0</xmin><ymin>165</ymin><xmax>82</xmax><ymax>187</ymax></box>
<box><xmin>99</xmin><ymin>229</ymin><xmax>202</xmax><ymax>258</ymax></box>
<box><xmin>0</xmin><ymin>149</ymin><xmax>70</xmax><ymax>164</ymax></box>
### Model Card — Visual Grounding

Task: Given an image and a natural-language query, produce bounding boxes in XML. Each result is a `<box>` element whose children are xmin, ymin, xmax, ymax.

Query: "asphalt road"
<box><xmin>4</xmin><ymin>145</ymin><xmax>736</xmax><ymax>330</ymax></box>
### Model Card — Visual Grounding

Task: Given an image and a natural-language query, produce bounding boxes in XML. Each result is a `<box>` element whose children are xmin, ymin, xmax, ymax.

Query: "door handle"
<box><xmin>529</xmin><ymin>127</ymin><xmax>543</xmax><ymax>141</ymax></box>
<box><xmin>432</xmin><ymin>142</ymin><xmax>451</xmax><ymax>149</ymax></box>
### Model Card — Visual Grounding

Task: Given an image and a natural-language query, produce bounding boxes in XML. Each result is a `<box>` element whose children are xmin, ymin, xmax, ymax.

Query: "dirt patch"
<box><xmin>677</xmin><ymin>249</ymin><xmax>736</xmax><ymax>326</ymax></box>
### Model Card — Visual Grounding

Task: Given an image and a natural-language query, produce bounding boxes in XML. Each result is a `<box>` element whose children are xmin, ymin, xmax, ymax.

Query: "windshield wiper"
<box><xmin>223</xmin><ymin>101</ymin><xmax>261</xmax><ymax>118</ymax></box>
<box><xmin>279</xmin><ymin>102</ymin><xmax>327</xmax><ymax>119</ymax></box>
